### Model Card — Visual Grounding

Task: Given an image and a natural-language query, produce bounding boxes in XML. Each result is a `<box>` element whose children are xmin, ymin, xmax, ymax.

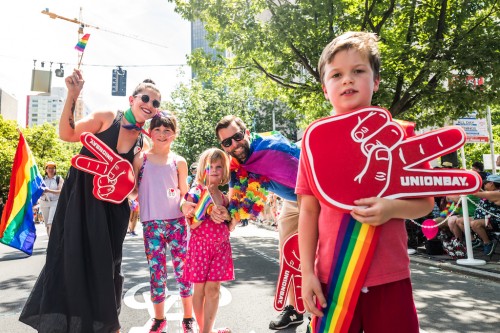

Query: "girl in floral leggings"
<box><xmin>133</xmin><ymin>112</ymin><xmax>194</xmax><ymax>333</ymax></box>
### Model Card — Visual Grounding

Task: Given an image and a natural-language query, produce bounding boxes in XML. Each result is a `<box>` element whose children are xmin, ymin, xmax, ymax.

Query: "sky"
<box><xmin>0</xmin><ymin>0</ymin><xmax>191</xmax><ymax>125</ymax></box>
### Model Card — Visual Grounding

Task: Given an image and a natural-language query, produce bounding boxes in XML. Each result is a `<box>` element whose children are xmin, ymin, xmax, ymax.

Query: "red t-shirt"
<box><xmin>295</xmin><ymin>155</ymin><xmax>410</xmax><ymax>287</ymax></box>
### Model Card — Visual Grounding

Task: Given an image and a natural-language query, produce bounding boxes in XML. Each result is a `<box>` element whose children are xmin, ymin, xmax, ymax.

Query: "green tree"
<box><xmin>0</xmin><ymin>117</ymin><xmax>19</xmax><ymax>198</ymax></box>
<box><xmin>24</xmin><ymin>123</ymin><xmax>81</xmax><ymax>178</ymax></box>
<box><xmin>252</xmin><ymin>99</ymin><xmax>300</xmax><ymax>141</ymax></box>
<box><xmin>170</xmin><ymin>0</ymin><xmax>499</xmax><ymax>127</ymax></box>
<box><xmin>167</xmin><ymin>80</ymin><xmax>257</xmax><ymax>165</ymax></box>
<box><xmin>0</xmin><ymin>116</ymin><xmax>81</xmax><ymax>200</ymax></box>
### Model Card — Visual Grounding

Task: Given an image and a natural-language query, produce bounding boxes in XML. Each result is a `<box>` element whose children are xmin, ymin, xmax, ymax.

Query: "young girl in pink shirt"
<box><xmin>182</xmin><ymin>148</ymin><xmax>234</xmax><ymax>333</ymax></box>
<box><xmin>133</xmin><ymin>112</ymin><xmax>194</xmax><ymax>333</ymax></box>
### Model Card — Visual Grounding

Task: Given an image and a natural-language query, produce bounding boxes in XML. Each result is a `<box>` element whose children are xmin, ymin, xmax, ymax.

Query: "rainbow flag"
<box><xmin>0</xmin><ymin>133</ymin><xmax>46</xmax><ymax>255</ymax></box>
<box><xmin>243</xmin><ymin>131</ymin><xmax>300</xmax><ymax>189</ymax></box>
<box><xmin>310</xmin><ymin>215</ymin><xmax>380</xmax><ymax>333</ymax></box>
<box><xmin>74</xmin><ymin>33</ymin><xmax>90</xmax><ymax>52</ymax></box>
<box><xmin>193</xmin><ymin>188</ymin><xmax>213</xmax><ymax>223</ymax></box>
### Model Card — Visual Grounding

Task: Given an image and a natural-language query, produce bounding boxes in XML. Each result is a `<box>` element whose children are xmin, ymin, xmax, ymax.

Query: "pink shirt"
<box><xmin>138</xmin><ymin>154</ymin><xmax>184</xmax><ymax>222</ymax></box>
<box><xmin>295</xmin><ymin>155</ymin><xmax>410</xmax><ymax>287</ymax></box>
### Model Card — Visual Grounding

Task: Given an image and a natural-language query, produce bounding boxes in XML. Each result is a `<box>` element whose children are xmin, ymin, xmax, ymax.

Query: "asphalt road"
<box><xmin>1</xmin><ymin>223</ymin><xmax>499</xmax><ymax>333</ymax></box>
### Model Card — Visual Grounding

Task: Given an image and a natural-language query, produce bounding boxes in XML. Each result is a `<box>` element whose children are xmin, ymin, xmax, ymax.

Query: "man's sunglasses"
<box><xmin>135</xmin><ymin>94</ymin><xmax>161</xmax><ymax>109</ymax></box>
<box><xmin>220</xmin><ymin>130</ymin><xmax>245</xmax><ymax>148</ymax></box>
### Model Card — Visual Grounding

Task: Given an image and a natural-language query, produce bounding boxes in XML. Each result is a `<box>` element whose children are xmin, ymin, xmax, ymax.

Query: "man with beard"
<box><xmin>214</xmin><ymin>115</ymin><xmax>302</xmax><ymax>330</ymax></box>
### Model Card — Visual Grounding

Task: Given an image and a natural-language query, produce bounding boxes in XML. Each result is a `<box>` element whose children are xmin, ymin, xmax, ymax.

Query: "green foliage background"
<box><xmin>167</xmin><ymin>79</ymin><xmax>299</xmax><ymax>165</ymax></box>
<box><xmin>0</xmin><ymin>116</ymin><xmax>81</xmax><ymax>200</ymax></box>
<box><xmin>165</xmin><ymin>0</ymin><xmax>499</xmax><ymax>171</ymax></box>
<box><xmin>1</xmin><ymin>0</ymin><xmax>499</xmax><ymax>199</ymax></box>
<box><xmin>169</xmin><ymin>0</ymin><xmax>499</xmax><ymax>128</ymax></box>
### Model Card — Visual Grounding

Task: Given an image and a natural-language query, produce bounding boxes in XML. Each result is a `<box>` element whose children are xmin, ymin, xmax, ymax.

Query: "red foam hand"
<box><xmin>303</xmin><ymin>107</ymin><xmax>482</xmax><ymax>211</ymax></box>
<box><xmin>274</xmin><ymin>233</ymin><xmax>305</xmax><ymax>314</ymax></box>
<box><xmin>71</xmin><ymin>132</ymin><xmax>135</xmax><ymax>204</ymax></box>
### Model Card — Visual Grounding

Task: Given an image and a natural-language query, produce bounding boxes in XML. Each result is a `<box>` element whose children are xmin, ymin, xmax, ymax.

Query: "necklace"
<box><xmin>228</xmin><ymin>158</ymin><xmax>269</xmax><ymax>221</ymax></box>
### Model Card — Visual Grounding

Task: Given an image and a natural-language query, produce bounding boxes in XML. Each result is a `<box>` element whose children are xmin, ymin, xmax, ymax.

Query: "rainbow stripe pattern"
<box><xmin>74</xmin><ymin>33</ymin><xmax>90</xmax><ymax>52</ymax></box>
<box><xmin>0</xmin><ymin>133</ymin><xmax>46</xmax><ymax>255</ymax></box>
<box><xmin>193</xmin><ymin>188</ymin><xmax>213</xmax><ymax>223</ymax></box>
<box><xmin>243</xmin><ymin>131</ymin><xmax>300</xmax><ymax>189</ymax></box>
<box><xmin>310</xmin><ymin>215</ymin><xmax>381</xmax><ymax>333</ymax></box>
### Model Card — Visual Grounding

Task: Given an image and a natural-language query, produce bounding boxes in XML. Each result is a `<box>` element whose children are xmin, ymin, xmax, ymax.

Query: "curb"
<box><xmin>250</xmin><ymin>221</ymin><xmax>500</xmax><ymax>283</ymax></box>
<box><xmin>409</xmin><ymin>254</ymin><xmax>500</xmax><ymax>282</ymax></box>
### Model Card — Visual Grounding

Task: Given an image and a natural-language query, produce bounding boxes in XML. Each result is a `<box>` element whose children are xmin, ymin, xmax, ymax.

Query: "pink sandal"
<box><xmin>215</xmin><ymin>329</ymin><xmax>231</xmax><ymax>333</ymax></box>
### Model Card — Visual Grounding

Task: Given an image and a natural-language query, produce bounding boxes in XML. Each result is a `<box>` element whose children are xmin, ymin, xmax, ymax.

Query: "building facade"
<box><xmin>0</xmin><ymin>89</ymin><xmax>18</xmax><ymax>122</ymax></box>
<box><xmin>26</xmin><ymin>87</ymin><xmax>66</xmax><ymax>127</ymax></box>
<box><xmin>25</xmin><ymin>87</ymin><xmax>89</xmax><ymax>128</ymax></box>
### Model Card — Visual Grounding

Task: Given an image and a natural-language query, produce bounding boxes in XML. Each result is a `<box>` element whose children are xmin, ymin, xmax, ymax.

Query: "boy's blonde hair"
<box><xmin>318</xmin><ymin>31</ymin><xmax>380</xmax><ymax>85</ymax></box>
<box><xmin>196</xmin><ymin>148</ymin><xmax>230</xmax><ymax>185</ymax></box>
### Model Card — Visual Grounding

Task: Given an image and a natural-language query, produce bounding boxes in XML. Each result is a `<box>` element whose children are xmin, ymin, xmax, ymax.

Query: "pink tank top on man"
<box><xmin>138</xmin><ymin>154</ymin><xmax>184</xmax><ymax>222</ymax></box>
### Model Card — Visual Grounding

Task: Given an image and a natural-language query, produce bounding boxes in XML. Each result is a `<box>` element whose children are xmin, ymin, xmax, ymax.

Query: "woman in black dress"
<box><xmin>20</xmin><ymin>69</ymin><xmax>160</xmax><ymax>332</ymax></box>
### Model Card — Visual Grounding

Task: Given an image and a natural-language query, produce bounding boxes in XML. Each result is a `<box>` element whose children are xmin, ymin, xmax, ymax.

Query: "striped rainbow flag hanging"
<box><xmin>74</xmin><ymin>33</ymin><xmax>90</xmax><ymax>52</ymax></box>
<box><xmin>309</xmin><ymin>214</ymin><xmax>381</xmax><ymax>333</ymax></box>
<box><xmin>0</xmin><ymin>133</ymin><xmax>46</xmax><ymax>255</ymax></box>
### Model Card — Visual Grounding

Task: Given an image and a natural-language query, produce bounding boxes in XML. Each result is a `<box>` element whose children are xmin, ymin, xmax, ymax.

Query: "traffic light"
<box><xmin>111</xmin><ymin>67</ymin><xmax>127</xmax><ymax>96</ymax></box>
<box><xmin>55</xmin><ymin>63</ymin><xmax>64</xmax><ymax>77</ymax></box>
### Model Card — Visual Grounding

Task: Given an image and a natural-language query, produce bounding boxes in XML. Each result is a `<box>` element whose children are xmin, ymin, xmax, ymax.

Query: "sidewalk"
<box><xmin>409</xmin><ymin>244</ymin><xmax>500</xmax><ymax>282</ymax></box>
<box><xmin>250</xmin><ymin>220</ymin><xmax>500</xmax><ymax>283</ymax></box>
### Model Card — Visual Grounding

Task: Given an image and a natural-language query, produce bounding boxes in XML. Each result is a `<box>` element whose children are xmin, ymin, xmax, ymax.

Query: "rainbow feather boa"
<box><xmin>228</xmin><ymin>158</ymin><xmax>269</xmax><ymax>221</ymax></box>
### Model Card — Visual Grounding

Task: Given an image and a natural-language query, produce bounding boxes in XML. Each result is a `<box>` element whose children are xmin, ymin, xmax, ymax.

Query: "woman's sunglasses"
<box><xmin>135</xmin><ymin>94</ymin><xmax>161</xmax><ymax>109</ymax></box>
<box><xmin>220</xmin><ymin>130</ymin><xmax>245</xmax><ymax>148</ymax></box>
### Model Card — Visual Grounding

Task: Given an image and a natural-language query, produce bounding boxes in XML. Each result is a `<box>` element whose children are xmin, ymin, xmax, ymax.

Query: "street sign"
<box><xmin>453</xmin><ymin>112</ymin><xmax>489</xmax><ymax>143</ymax></box>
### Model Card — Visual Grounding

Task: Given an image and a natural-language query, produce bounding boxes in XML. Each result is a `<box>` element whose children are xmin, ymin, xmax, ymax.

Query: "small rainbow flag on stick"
<box><xmin>75</xmin><ymin>33</ymin><xmax>90</xmax><ymax>52</ymax></box>
<box><xmin>193</xmin><ymin>188</ymin><xmax>213</xmax><ymax>223</ymax></box>
<box><xmin>75</xmin><ymin>33</ymin><xmax>90</xmax><ymax>69</ymax></box>
<box><xmin>0</xmin><ymin>133</ymin><xmax>46</xmax><ymax>256</ymax></box>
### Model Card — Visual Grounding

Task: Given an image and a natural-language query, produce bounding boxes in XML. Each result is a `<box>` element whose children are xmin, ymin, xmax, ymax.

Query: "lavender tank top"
<box><xmin>138</xmin><ymin>153</ymin><xmax>184</xmax><ymax>222</ymax></box>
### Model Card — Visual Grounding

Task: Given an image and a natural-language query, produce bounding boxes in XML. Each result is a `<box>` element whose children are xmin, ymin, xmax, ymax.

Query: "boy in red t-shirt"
<box><xmin>296</xmin><ymin>31</ymin><xmax>434</xmax><ymax>332</ymax></box>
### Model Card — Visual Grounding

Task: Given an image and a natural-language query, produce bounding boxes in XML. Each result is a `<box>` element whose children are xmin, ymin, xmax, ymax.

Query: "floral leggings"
<box><xmin>142</xmin><ymin>217</ymin><xmax>193</xmax><ymax>303</ymax></box>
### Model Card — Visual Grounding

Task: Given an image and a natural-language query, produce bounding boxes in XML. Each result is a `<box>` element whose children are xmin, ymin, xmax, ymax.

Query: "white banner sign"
<box><xmin>453</xmin><ymin>113</ymin><xmax>489</xmax><ymax>143</ymax></box>
<box><xmin>482</xmin><ymin>154</ymin><xmax>500</xmax><ymax>171</ymax></box>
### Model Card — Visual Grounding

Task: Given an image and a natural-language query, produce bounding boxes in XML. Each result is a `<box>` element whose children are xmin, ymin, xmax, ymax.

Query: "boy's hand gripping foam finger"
<box><xmin>71</xmin><ymin>132</ymin><xmax>135</xmax><ymax>204</ymax></box>
<box><xmin>274</xmin><ymin>233</ymin><xmax>305</xmax><ymax>314</ymax></box>
<box><xmin>303</xmin><ymin>107</ymin><xmax>482</xmax><ymax>211</ymax></box>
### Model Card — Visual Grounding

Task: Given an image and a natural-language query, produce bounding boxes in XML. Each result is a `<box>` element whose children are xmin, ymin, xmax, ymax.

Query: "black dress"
<box><xmin>20</xmin><ymin>112</ymin><xmax>143</xmax><ymax>332</ymax></box>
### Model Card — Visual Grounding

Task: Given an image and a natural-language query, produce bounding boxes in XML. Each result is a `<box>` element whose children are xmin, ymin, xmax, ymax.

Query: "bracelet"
<box><xmin>179</xmin><ymin>198</ymin><xmax>186</xmax><ymax>213</ymax></box>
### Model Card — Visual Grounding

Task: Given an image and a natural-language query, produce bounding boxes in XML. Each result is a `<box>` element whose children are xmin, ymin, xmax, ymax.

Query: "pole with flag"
<box><xmin>75</xmin><ymin>33</ymin><xmax>90</xmax><ymax>69</ymax></box>
<box><xmin>0</xmin><ymin>132</ymin><xmax>46</xmax><ymax>255</ymax></box>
